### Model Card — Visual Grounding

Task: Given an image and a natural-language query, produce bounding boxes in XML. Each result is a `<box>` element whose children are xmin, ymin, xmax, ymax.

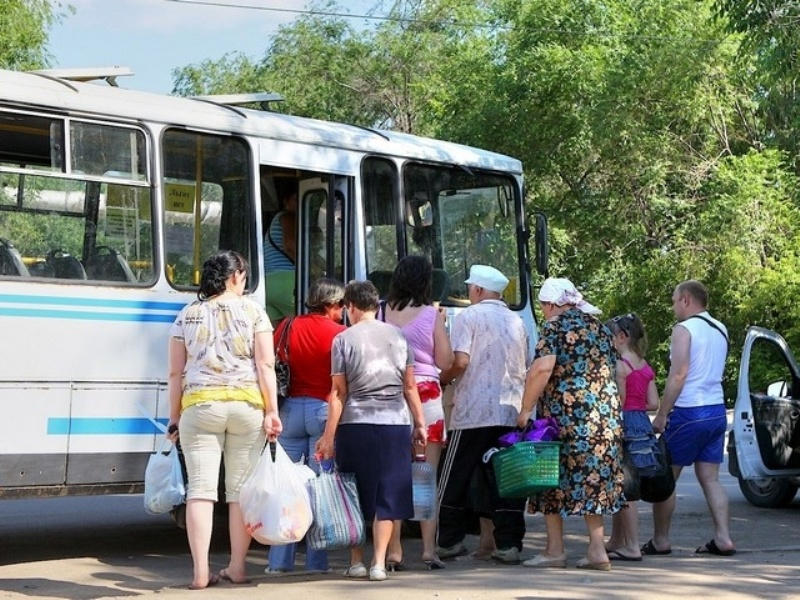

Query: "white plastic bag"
<box><xmin>144</xmin><ymin>439</ymin><xmax>186</xmax><ymax>514</ymax></box>
<box><xmin>239</xmin><ymin>441</ymin><xmax>314</xmax><ymax>545</ymax></box>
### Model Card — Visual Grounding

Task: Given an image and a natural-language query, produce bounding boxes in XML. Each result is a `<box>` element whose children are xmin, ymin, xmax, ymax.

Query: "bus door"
<box><xmin>259</xmin><ymin>166</ymin><xmax>351</xmax><ymax>323</ymax></box>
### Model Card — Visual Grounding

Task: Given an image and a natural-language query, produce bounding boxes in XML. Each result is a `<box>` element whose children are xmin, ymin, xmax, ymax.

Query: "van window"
<box><xmin>162</xmin><ymin>130</ymin><xmax>254</xmax><ymax>289</ymax></box>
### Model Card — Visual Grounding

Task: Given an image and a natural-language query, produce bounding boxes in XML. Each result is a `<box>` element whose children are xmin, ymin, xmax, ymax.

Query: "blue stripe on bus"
<box><xmin>0</xmin><ymin>294</ymin><xmax>186</xmax><ymax>311</ymax></box>
<box><xmin>0</xmin><ymin>307</ymin><xmax>176</xmax><ymax>322</ymax></box>
<box><xmin>47</xmin><ymin>417</ymin><xmax>169</xmax><ymax>435</ymax></box>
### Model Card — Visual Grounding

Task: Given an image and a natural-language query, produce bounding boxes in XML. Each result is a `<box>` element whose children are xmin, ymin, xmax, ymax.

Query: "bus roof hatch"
<box><xmin>192</xmin><ymin>92</ymin><xmax>285</xmax><ymax>111</ymax></box>
<box><xmin>30</xmin><ymin>67</ymin><xmax>134</xmax><ymax>87</ymax></box>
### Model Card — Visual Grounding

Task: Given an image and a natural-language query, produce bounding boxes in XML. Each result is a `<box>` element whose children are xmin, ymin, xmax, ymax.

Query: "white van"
<box><xmin>729</xmin><ymin>326</ymin><xmax>800</xmax><ymax>507</ymax></box>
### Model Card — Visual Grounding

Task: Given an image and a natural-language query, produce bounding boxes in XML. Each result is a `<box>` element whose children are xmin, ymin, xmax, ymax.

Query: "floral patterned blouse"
<box><xmin>170</xmin><ymin>295</ymin><xmax>272</xmax><ymax>410</ymax></box>
<box><xmin>527</xmin><ymin>307</ymin><xmax>626</xmax><ymax>517</ymax></box>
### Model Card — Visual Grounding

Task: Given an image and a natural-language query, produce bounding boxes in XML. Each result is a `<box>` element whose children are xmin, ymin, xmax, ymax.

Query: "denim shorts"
<box><xmin>664</xmin><ymin>404</ymin><xmax>727</xmax><ymax>466</ymax></box>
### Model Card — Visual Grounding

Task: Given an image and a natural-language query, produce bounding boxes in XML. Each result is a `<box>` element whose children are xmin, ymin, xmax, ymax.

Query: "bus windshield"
<box><xmin>403</xmin><ymin>163</ymin><xmax>522</xmax><ymax>307</ymax></box>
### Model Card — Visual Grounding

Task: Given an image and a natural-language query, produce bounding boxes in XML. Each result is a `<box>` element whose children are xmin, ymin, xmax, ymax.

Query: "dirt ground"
<box><xmin>1</xmin><ymin>467</ymin><xmax>798</xmax><ymax>600</ymax></box>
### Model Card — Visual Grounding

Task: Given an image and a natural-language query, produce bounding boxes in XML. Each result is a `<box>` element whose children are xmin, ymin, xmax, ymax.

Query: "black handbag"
<box><xmin>621</xmin><ymin>450</ymin><xmax>642</xmax><ymax>501</ymax></box>
<box><xmin>639</xmin><ymin>434</ymin><xmax>675</xmax><ymax>503</ymax></box>
<box><xmin>275</xmin><ymin>317</ymin><xmax>294</xmax><ymax>405</ymax></box>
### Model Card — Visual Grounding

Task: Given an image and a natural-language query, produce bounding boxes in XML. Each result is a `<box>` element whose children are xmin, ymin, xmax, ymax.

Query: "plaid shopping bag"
<box><xmin>306</xmin><ymin>468</ymin><xmax>365</xmax><ymax>551</ymax></box>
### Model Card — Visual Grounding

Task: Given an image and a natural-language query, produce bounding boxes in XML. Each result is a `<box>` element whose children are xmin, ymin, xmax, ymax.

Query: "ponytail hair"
<box><xmin>608</xmin><ymin>312</ymin><xmax>648</xmax><ymax>358</ymax></box>
<box><xmin>198</xmin><ymin>250</ymin><xmax>248</xmax><ymax>301</ymax></box>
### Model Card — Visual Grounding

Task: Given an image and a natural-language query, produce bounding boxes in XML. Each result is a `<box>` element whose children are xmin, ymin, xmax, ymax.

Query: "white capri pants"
<box><xmin>179</xmin><ymin>400</ymin><xmax>264</xmax><ymax>502</ymax></box>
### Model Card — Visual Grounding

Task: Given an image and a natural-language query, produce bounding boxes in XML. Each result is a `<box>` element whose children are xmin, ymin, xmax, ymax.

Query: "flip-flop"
<box><xmin>575</xmin><ymin>558</ymin><xmax>611</xmax><ymax>571</ymax></box>
<box><xmin>386</xmin><ymin>560</ymin><xmax>407</xmax><ymax>572</ymax></box>
<box><xmin>641</xmin><ymin>539</ymin><xmax>672</xmax><ymax>556</ymax></box>
<box><xmin>695</xmin><ymin>540</ymin><xmax>736</xmax><ymax>557</ymax></box>
<box><xmin>219</xmin><ymin>568</ymin><xmax>251</xmax><ymax>584</ymax></box>
<box><xmin>607</xmin><ymin>550</ymin><xmax>643</xmax><ymax>562</ymax></box>
<box><xmin>187</xmin><ymin>574</ymin><xmax>219</xmax><ymax>590</ymax></box>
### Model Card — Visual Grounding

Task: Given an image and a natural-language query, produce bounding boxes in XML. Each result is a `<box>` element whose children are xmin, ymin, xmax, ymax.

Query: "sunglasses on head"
<box><xmin>611</xmin><ymin>313</ymin><xmax>635</xmax><ymax>334</ymax></box>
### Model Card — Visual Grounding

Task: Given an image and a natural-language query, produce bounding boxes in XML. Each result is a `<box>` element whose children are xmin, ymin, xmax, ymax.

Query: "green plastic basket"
<box><xmin>492</xmin><ymin>441</ymin><xmax>561</xmax><ymax>498</ymax></box>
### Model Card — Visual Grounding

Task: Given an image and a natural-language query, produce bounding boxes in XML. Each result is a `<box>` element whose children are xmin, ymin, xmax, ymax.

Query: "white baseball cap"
<box><xmin>464</xmin><ymin>265</ymin><xmax>509</xmax><ymax>293</ymax></box>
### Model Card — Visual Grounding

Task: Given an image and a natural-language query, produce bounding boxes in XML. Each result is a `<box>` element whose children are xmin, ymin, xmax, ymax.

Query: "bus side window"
<box><xmin>0</xmin><ymin>113</ymin><xmax>155</xmax><ymax>285</ymax></box>
<box><xmin>362</xmin><ymin>157</ymin><xmax>400</xmax><ymax>297</ymax></box>
<box><xmin>162</xmin><ymin>130</ymin><xmax>254</xmax><ymax>290</ymax></box>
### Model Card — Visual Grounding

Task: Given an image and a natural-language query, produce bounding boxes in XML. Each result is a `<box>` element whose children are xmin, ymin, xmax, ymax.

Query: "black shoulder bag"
<box><xmin>275</xmin><ymin>317</ymin><xmax>294</xmax><ymax>407</ymax></box>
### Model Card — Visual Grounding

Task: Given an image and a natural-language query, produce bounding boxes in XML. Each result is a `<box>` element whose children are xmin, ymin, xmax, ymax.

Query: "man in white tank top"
<box><xmin>642</xmin><ymin>280</ymin><xmax>736</xmax><ymax>557</ymax></box>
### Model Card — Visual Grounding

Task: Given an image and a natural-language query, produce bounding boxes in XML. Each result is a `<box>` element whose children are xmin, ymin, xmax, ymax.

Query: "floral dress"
<box><xmin>528</xmin><ymin>308</ymin><xmax>626</xmax><ymax>517</ymax></box>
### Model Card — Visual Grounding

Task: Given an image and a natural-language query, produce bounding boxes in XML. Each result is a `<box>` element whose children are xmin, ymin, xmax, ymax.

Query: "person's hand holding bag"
<box><xmin>315</xmin><ymin>433</ymin><xmax>335</xmax><ymax>461</ymax></box>
<box><xmin>254</xmin><ymin>329</ymin><xmax>283</xmax><ymax>439</ymax></box>
<box><xmin>263</xmin><ymin>410</ymin><xmax>282</xmax><ymax>439</ymax></box>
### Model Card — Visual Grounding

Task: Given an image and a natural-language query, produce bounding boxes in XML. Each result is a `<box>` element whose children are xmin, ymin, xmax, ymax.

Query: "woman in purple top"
<box><xmin>383</xmin><ymin>256</ymin><xmax>454</xmax><ymax>569</ymax></box>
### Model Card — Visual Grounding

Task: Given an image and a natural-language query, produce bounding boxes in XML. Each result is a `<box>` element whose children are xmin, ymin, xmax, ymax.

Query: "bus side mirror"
<box><xmin>534</xmin><ymin>212</ymin><xmax>548</xmax><ymax>277</ymax></box>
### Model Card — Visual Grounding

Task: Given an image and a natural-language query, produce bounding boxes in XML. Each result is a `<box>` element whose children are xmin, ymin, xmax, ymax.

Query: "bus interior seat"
<box><xmin>85</xmin><ymin>246</ymin><xmax>136</xmax><ymax>282</ymax></box>
<box><xmin>432</xmin><ymin>268</ymin><xmax>450</xmax><ymax>303</ymax></box>
<box><xmin>46</xmin><ymin>249</ymin><xmax>87</xmax><ymax>280</ymax></box>
<box><xmin>367</xmin><ymin>270</ymin><xmax>393</xmax><ymax>298</ymax></box>
<box><xmin>0</xmin><ymin>238</ymin><xmax>30</xmax><ymax>277</ymax></box>
<box><xmin>28</xmin><ymin>261</ymin><xmax>55</xmax><ymax>278</ymax></box>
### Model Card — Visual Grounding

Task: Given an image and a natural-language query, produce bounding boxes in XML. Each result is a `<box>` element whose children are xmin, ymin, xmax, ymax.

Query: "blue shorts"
<box><xmin>664</xmin><ymin>404</ymin><xmax>727</xmax><ymax>466</ymax></box>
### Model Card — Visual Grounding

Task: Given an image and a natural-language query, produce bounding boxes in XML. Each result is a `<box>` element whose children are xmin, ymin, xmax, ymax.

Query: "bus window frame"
<box><xmin>159</xmin><ymin>126</ymin><xmax>259</xmax><ymax>295</ymax></box>
<box><xmin>400</xmin><ymin>159</ymin><xmax>528</xmax><ymax>311</ymax></box>
<box><xmin>0</xmin><ymin>108</ymin><xmax>158</xmax><ymax>288</ymax></box>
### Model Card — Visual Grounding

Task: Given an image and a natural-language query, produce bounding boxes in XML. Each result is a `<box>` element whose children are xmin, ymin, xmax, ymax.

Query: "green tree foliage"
<box><xmin>170</xmin><ymin>0</ymin><xmax>800</xmax><ymax>398</ymax></box>
<box><xmin>0</xmin><ymin>0</ymin><xmax>65</xmax><ymax>70</ymax></box>
<box><xmin>714</xmin><ymin>0</ymin><xmax>800</xmax><ymax>165</ymax></box>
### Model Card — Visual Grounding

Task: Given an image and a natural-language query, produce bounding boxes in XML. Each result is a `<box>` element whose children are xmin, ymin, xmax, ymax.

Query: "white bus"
<box><xmin>0</xmin><ymin>68</ymin><xmax>547</xmax><ymax>499</ymax></box>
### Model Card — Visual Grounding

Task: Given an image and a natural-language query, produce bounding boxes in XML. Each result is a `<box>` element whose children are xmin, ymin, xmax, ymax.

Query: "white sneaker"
<box><xmin>436</xmin><ymin>542</ymin><xmax>468</xmax><ymax>559</ymax></box>
<box><xmin>369</xmin><ymin>566</ymin><xmax>387</xmax><ymax>581</ymax></box>
<box><xmin>343</xmin><ymin>562</ymin><xmax>367</xmax><ymax>578</ymax></box>
<box><xmin>492</xmin><ymin>547</ymin><xmax>521</xmax><ymax>564</ymax></box>
<box><xmin>522</xmin><ymin>553</ymin><xmax>567</xmax><ymax>568</ymax></box>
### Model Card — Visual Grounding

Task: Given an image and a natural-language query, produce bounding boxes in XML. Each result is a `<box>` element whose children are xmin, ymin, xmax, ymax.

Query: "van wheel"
<box><xmin>737</xmin><ymin>476</ymin><xmax>798</xmax><ymax>508</ymax></box>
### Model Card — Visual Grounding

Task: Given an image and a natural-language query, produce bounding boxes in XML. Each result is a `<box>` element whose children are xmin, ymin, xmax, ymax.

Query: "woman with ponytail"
<box><xmin>167</xmin><ymin>250</ymin><xmax>282</xmax><ymax>589</ymax></box>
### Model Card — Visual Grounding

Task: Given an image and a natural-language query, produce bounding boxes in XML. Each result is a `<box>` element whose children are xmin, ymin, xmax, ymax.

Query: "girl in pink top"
<box><xmin>382</xmin><ymin>256</ymin><xmax>454</xmax><ymax>570</ymax></box>
<box><xmin>606</xmin><ymin>313</ymin><xmax>659</xmax><ymax>561</ymax></box>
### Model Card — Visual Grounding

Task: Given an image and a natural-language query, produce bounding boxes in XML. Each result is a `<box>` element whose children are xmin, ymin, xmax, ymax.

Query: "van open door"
<box><xmin>733</xmin><ymin>326</ymin><xmax>800</xmax><ymax>506</ymax></box>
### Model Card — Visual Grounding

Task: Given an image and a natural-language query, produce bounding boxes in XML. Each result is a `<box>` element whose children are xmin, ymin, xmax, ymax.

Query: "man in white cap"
<box><xmin>436</xmin><ymin>264</ymin><xmax>529</xmax><ymax>564</ymax></box>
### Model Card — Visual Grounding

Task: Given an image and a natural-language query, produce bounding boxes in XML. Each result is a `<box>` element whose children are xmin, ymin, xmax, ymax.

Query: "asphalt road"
<box><xmin>0</xmin><ymin>467</ymin><xmax>798</xmax><ymax>599</ymax></box>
